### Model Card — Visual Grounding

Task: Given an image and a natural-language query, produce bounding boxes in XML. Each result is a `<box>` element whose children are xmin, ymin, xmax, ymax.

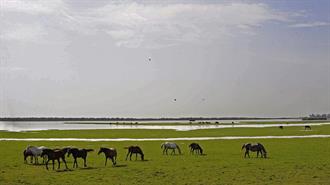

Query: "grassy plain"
<box><xmin>0</xmin><ymin>125</ymin><xmax>330</xmax><ymax>185</ymax></box>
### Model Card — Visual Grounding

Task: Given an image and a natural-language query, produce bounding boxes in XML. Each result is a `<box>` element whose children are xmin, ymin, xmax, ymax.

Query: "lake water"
<box><xmin>0</xmin><ymin>119</ymin><xmax>328</xmax><ymax>132</ymax></box>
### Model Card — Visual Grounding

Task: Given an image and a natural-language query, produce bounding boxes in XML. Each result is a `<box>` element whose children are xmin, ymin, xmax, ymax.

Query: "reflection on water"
<box><xmin>0</xmin><ymin>120</ymin><xmax>329</xmax><ymax>132</ymax></box>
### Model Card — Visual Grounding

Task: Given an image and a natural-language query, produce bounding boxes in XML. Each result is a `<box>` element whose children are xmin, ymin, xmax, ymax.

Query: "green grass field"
<box><xmin>1</xmin><ymin>125</ymin><xmax>330</xmax><ymax>185</ymax></box>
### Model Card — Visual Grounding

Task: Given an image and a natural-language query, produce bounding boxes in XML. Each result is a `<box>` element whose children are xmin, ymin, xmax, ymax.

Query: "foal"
<box><xmin>41</xmin><ymin>148</ymin><xmax>69</xmax><ymax>170</ymax></box>
<box><xmin>67</xmin><ymin>148</ymin><xmax>94</xmax><ymax>168</ymax></box>
<box><xmin>98</xmin><ymin>147</ymin><xmax>117</xmax><ymax>166</ymax></box>
<box><xmin>189</xmin><ymin>143</ymin><xmax>203</xmax><ymax>155</ymax></box>
<box><xmin>125</xmin><ymin>146</ymin><xmax>144</xmax><ymax>161</ymax></box>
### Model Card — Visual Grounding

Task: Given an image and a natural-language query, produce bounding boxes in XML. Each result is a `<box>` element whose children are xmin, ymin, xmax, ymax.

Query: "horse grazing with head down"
<box><xmin>125</xmin><ymin>146</ymin><xmax>144</xmax><ymax>161</ymax></box>
<box><xmin>23</xmin><ymin>149</ymin><xmax>34</xmax><ymax>164</ymax></box>
<box><xmin>242</xmin><ymin>143</ymin><xmax>267</xmax><ymax>158</ymax></box>
<box><xmin>161</xmin><ymin>142</ymin><xmax>181</xmax><ymax>155</ymax></box>
<box><xmin>67</xmin><ymin>148</ymin><xmax>94</xmax><ymax>168</ymax></box>
<box><xmin>189</xmin><ymin>143</ymin><xmax>203</xmax><ymax>155</ymax></box>
<box><xmin>41</xmin><ymin>148</ymin><xmax>70</xmax><ymax>170</ymax></box>
<box><xmin>98</xmin><ymin>147</ymin><xmax>117</xmax><ymax>166</ymax></box>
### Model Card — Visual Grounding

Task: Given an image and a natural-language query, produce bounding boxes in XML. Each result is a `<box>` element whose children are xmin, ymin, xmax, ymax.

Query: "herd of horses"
<box><xmin>23</xmin><ymin>142</ymin><xmax>267</xmax><ymax>170</ymax></box>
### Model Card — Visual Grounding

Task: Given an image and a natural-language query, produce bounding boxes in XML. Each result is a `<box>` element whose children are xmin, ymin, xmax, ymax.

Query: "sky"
<box><xmin>0</xmin><ymin>0</ymin><xmax>329</xmax><ymax>118</ymax></box>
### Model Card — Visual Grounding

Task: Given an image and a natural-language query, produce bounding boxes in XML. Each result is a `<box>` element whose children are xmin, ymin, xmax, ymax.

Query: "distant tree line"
<box><xmin>0</xmin><ymin>117</ymin><xmax>299</xmax><ymax>122</ymax></box>
<box><xmin>303</xmin><ymin>114</ymin><xmax>330</xmax><ymax>120</ymax></box>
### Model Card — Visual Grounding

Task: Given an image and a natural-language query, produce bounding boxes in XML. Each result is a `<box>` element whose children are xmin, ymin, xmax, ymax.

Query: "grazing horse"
<box><xmin>23</xmin><ymin>149</ymin><xmax>34</xmax><ymax>164</ymax></box>
<box><xmin>279</xmin><ymin>126</ymin><xmax>284</xmax><ymax>129</ymax></box>
<box><xmin>242</xmin><ymin>143</ymin><xmax>267</xmax><ymax>158</ymax></box>
<box><xmin>189</xmin><ymin>143</ymin><xmax>203</xmax><ymax>155</ymax></box>
<box><xmin>125</xmin><ymin>146</ymin><xmax>144</xmax><ymax>161</ymax></box>
<box><xmin>25</xmin><ymin>146</ymin><xmax>48</xmax><ymax>164</ymax></box>
<box><xmin>67</xmin><ymin>148</ymin><xmax>94</xmax><ymax>168</ymax></box>
<box><xmin>161</xmin><ymin>142</ymin><xmax>181</xmax><ymax>155</ymax></box>
<box><xmin>305</xmin><ymin>125</ymin><xmax>311</xmax><ymax>130</ymax></box>
<box><xmin>98</xmin><ymin>147</ymin><xmax>117</xmax><ymax>166</ymax></box>
<box><xmin>41</xmin><ymin>148</ymin><xmax>69</xmax><ymax>170</ymax></box>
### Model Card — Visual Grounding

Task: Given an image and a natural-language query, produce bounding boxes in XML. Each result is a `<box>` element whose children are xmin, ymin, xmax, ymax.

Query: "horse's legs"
<box><xmin>163</xmin><ymin>148</ymin><xmax>166</xmax><ymax>155</ymax></box>
<box><xmin>130</xmin><ymin>153</ymin><xmax>133</xmax><ymax>160</ymax></box>
<box><xmin>52</xmin><ymin>159</ymin><xmax>55</xmax><ymax>170</ymax></box>
<box><xmin>45</xmin><ymin>159</ymin><xmax>49</xmax><ymax>170</ymax></box>
<box><xmin>244</xmin><ymin>150</ymin><xmax>249</xmax><ymax>158</ymax></box>
<box><xmin>256</xmin><ymin>151</ymin><xmax>259</xmax><ymax>158</ymax></box>
<box><xmin>126</xmin><ymin>152</ymin><xmax>130</xmax><ymax>161</ymax></box>
<box><xmin>111</xmin><ymin>157</ymin><xmax>116</xmax><ymax>166</ymax></box>
<box><xmin>105</xmin><ymin>157</ymin><xmax>108</xmax><ymax>166</ymax></box>
<box><xmin>135</xmin><ymin>153</ymin><xmax>137</xmax><ymax>160</ymax></box>
<box><xmin>62</xmin><ymin>157</ymin><xmax>68</xmax><ymax>169</ymax></box>
<box><xmin>73</xmin><ymin>158</ymin><xmax>77</xmax><ymax>168</ymax></box>
<box><xmin>57</xmin><ymin>159</ymin><xmax>61</xmax><ymax>169</ymax></box>
<box><xmin>83</xmin><ymin>157</ymin><xmax>86</xmax><ymax>167</ymax></box>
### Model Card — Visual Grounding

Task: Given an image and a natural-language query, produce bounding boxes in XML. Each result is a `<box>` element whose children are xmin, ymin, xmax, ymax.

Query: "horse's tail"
<box><xmin>176</xmin><ymin>145</ymin><xmax>182</xmax><ymax>154</ymax></box>
<box><xmin>161</xmin><ymin>143</ymin><xmax>164</xmax><ymax>149</ymax></box>
<box><xmin>86</xmin><ymin>149</ymin><xmax>94</xmax><ymax>152</ymax></box>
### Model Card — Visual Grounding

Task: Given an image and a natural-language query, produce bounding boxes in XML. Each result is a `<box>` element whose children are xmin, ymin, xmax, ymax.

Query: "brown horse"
<box><xmin>125</xmin><ymin>146</ymin><xmax>144</xmax><ymax>161</ymax></box>
<box><xmin>23</xmin><ymin>149</ymin><xmax>34</xmax><ymax>164</ymax></box>
<box><xmin>189</xmin><ymin>143</ymin><xmax>203</xmax><ymax>155</ymax></box>
<box><xmin>98</xmin><ymin>147</ymin><xmax>117</xmax><ymax>166</ymax></box>
<box><xmin>41</xmin><ymin>148</ymin><xmax>70</xmax><ymax>170</ymax></box>
<box><xmin>242</xmin><ymin>143</ymin><xmax>267</xmax><ymax>158</ymax></box>
<box><xmin>67</xmin><ymin>148</ymin><xmax>94</xmax><ymax>168</ymax></box>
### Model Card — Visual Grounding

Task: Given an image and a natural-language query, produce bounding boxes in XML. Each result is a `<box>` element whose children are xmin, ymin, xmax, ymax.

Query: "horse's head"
<box><xmin>199</xmin><ymin>147</ymin><xmax>203</xmax><ymax>155</ymax></box>
<box><xmin>98</xmin><ymin>148</ymin><xmax>104</xmax><ymax>155</ymax></box>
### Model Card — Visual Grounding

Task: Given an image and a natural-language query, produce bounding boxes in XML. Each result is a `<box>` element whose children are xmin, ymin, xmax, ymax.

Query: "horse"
<box><xmin>305</xmin><ymin>125</ymin><xmax>311</xmax><ymax>130</ymax></box>
<box><xmin>67</xmin><ymin>148</ymin><xmax>94</xmax><ymax>168</ymax></box>
<box><xmin>98</xmin><ymin>147</ymin><xmax>117</xmax><ymax>166</ymax></box>
<box><xmin>41</xmin><ymin>148</ymin><xmax>70</xmax><ymax>170</ymax></box>
<box><xmin>23</xmin><ymin>149</ymin><xmax>34</xmax><ymax>164</ymax></box>
<box><xmin>161</xmin><ymin>142</ymin><xmax>181</xmax><ymax>155</ymax></box>
<box><xmin>189</xmin><ymin>143</ymin><xmax>203</xmax><ymax>155</ymax></box>
<box><xmin>241</xmin><ymin>143</ymin><xmax>267</xmax><ymax>158</ymax></box>
<box><xmin>125</xmin><ymin>146</ymin><xmax>144</xmax><ymax>161</ymax></box>
<box><xmin>25</xmin><ymin>146</ymin><xmax>48</xmax><ymax>164</ymax></box>
<box><xmin>279</xmin><ymin>126</ymin><xmax>284</xmax><ymax>129</ymax></box>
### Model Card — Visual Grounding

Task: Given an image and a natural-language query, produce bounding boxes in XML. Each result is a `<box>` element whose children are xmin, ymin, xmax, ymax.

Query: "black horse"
<box><xmin>305</xmin><ymin>125</ymin><xmax>311</xmax><ymax>130</ymax></box>
<box><xmin>67</xmin><ymin>148</ymin><xmax>94</xmax><ymax>168</ymax></box>
<box><xmin>241</xmin><ymin>143</ymin><xmax>267</xmax><ymax>158</ymax></box>
<box><xmin>189</xmin><ymin>143</ymin><xmax>203</xmax><ymax>155</ymax></box>
<box><xmin>125</xmin><ymin>146</ymin><xmax>144</xmax><ymax>161</ymax></box>
<box><xmin>41</xmin><ymin>148</ymin><xmax>70</xmax><ymax>170</ymax></box>
<box><xmin>23</xmin><ymin>149</ymin><xmax>33</xmax><ymax>164</ymax></box>
<box><xmin>98</xmin><ymin>147</ymin><xmax>117</xmax><ymax>166</ymax></box>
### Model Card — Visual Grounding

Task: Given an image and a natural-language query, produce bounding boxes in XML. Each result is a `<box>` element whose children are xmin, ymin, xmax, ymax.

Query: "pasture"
<box><xmin>0</xmin><ymin>125</ymin><xmax>330</xmax><ymax>185</ymax></box>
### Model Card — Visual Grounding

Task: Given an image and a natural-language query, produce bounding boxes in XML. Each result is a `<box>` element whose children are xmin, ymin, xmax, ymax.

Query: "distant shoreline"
<box><xmin>0</xmin><ymin>117</ymin><xmax>300</xmax><ymax>122</ymax></box>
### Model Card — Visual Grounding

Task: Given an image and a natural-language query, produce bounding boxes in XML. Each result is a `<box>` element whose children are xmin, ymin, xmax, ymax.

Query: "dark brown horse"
<box><xmin>23</xmin><ymin>149</ymin><xmax>34</xmax><ymax>164</ymax></box>
<box><xmin>41</xmin><ymin>148</ymin><xmax>70</xmax><ymax>170</ymax></box>
<box><xmin>125</xmin><ymin>146</ymin><xmax>144</xmax><ymax>161</ymax></box>
<box><xmin>98</xmin><ymin>147</ymin><xmax>117</xmax><ymax>166</ymax></box>
<box><xmin>305</xmin><ymin>125</ymin><xmax>311</xmax><ymax>130</ymax></box>
<box><xmin>242</xmin><ymin>143</ymin><xmax>267</xmax><ymax>158</ymax></box>
<box><xmin>189</xmin><ymin>143</ymin><xmax>203</xmax><ymax>155</ymax></box>
<box><xmin>67</xmin><ymin>148</ymin><xmax>94</xmax><ymax>168</ymax></box>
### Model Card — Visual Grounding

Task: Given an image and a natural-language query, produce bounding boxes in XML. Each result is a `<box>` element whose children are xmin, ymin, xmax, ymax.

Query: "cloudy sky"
<box><xmin>0</xmin><ymin>0</ymin><xmax>329</xmax><ymax>118</ymax></box>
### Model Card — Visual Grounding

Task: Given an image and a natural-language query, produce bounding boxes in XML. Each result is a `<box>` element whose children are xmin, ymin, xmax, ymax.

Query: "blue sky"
<box><xmin>0</xmin><ymin>0</ymin><xmax>329</xmax><ymax>117</ymax></box>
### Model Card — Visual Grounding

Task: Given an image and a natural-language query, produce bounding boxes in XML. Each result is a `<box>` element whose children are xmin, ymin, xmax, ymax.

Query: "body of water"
<box><xmin>0</xmin><ymin>120</ymin><xmax>328</xmax><ymax>132</ymax></box>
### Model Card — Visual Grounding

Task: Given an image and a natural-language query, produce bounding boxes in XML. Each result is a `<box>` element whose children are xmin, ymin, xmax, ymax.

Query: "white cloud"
<box><xmin>0</xmin><ymin>1</ymin><xmax>302</xmax><ymax>47</ymax></box>
<box><xmin>289</xmin><ymin>21</ymin><xmax>330</xmax><ymax>28</ymax></box>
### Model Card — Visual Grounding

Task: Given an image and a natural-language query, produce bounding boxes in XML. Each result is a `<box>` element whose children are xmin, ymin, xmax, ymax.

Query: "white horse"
<box><xmin>161</xmin><ymin>142</ymin><xmax>181</xmax><ymax>155</ymax></box>
<box><xmin>26</xmin><ymin>146</ymin><xmax>48</xmax><ymax>164</ymax></box>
